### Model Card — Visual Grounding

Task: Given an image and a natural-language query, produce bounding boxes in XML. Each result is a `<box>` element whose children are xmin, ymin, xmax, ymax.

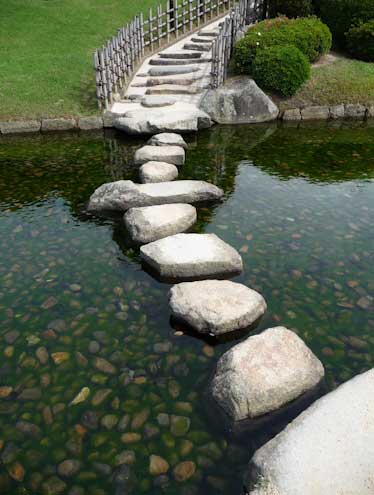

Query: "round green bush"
<box><xmin>268</xmin><ymin>0</ymin><xmax>313</xmax><ymax>18</ymax></box>
<box><xmin>233</xmin><ymin>16</ymin><xmax>332</xmax><ymax>74</ymax></box>
<box><xmin>319</xmin><ymin>0</ymin><xmax>374</xmax><ymax>47</ymax></box>
<box><xmin>346</xmin><ymin>20</ymin><xmax>374</xmax><ymax>61</ymax></box>
<box><xmin>252</xmin><ymin>45</ymin><xmax>310</xmax><ymax>97</ymax></box>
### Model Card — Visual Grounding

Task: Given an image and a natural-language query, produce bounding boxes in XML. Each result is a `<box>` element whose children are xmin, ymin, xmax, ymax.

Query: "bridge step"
<box><xmin>159</xmin><ymin>52</ymin><xmax>203</xmax><ymax>59</ymax></box>
<box><xmin>190</xmin><ymin>37</ymin><xmax>214</xmax><ymax>43</ymax></box>
<box><xmin>146</xmin><ymin>85</ymin><xmax>206</xmax><ymax>95</ymax></box>
<box><xmin>198</xmin><ymin>30</ymin><xmax>219</xmax><ymax>37</ymax></box>
<box><xmin>148</xmin><ymin>65</ymin><xmax>201</xmax><ymax>76</ymax></box>
<box><xmin>183</xmin><ymin>43</ymin><xmax>211</xmax><ymax>52</ymax></box>
<box><xmin>150</xmin><ymin>58</ymin><xmax>211</xmax><ymax>66</ymax></box>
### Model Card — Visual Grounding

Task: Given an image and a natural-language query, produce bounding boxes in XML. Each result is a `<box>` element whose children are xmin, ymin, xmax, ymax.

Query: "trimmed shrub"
<box><xmin>233</xmin><ymin>16</ymin><xmax>332</xmax><ymax>74</ymax></box>
<box><xmin>252</xmin><ymin>45</ymin><xmax>310</xmax><ymax>96</ymax></box>
<box><xmin>319</xmin><ymin>0</ymin><xmax>374</xmax><ymax>47</ymax></box>
<box><xmin>346</xmin><ymin>21</ymin><xmax>374</xmax><ymax>61</ymax></box>
<box><xmin>268</xmin><ymin>0</ymin><xmax>313</xmax><ymax>18</ymax></box>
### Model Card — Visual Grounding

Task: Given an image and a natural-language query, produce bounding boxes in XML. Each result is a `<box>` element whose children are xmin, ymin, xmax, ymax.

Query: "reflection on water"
<box><xmin>0</xmin><ymin>123</ymin><xmax>373</xmax><ymax>494</ymax></box>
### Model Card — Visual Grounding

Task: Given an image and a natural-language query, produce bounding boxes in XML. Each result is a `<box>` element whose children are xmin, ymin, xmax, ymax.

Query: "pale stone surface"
<box><xmin>0</xmin><ymin>120</ymin><xmax>41</xmax><ymax>134</ymax></box>
<box><xmin>139</xmin><ymin>161</ymin><xmax>178</xmax><ymax>183</ymax></box>
<box><xmin>147</xmin><ymin>133</ymin><xmax>188</xmax><ymax>150</ymax></box>
<box><xmin>134</xmin><ymin>145</ymin><xmax>185</xmax><ymax>166</ymax></box>
<box><xmin>169</xmin><ymin>280</ymin><xmax>266</xmax><ymax>335</ymax></box>
<box><xmin>88</xmin><ymin>180</ymin><xmax>223</xmax><ymax>212</ymax></box>
<box><xmin>368</xmin><ymin>106</ymin><xmax>374</xmax><ymax>118</ymax></box>
<box><xmin>210</xmin><ymin>327</ymin><xmax>324</xmax><ymax>422</ymax></box>
<box><xmin>345</xmin><ymin>104</ymin><xmax>367</xmax><ymax>119</ymax></box>
<box><xmin>329</xmin><ymin>104</ymin><xmax>345</xmax><ymax>120</ymax></box>
<box><xmin>141</xmin><ymin>96</ymin><xmax>177</xmax><ymax>108</ymax></box>
<box><xmin>200</xmin><ymin>77</ymin><xmax>279</xmax><ymax>124</ymax></box>
<box><xmin>78</xmin><ymin>116</ymin><xmax>103</xmax><ymax>130</ymax></box>
<box><xmin>245</xmin><ymin>369</ymin><xmax>374</xmax><ymax>495</ymax></box>
<box><xmin>282</xmin><ymin>109</ymin><xmax>301</xmax><ymax>121</ymax></box>
<box><xmin>149</xmin><ymin>66</ymin><xmax>200</xmax><ymax>76</ymax></box>
<box><xmin>124</xmin><ymin>204</ymin><xmax>197</xmax><ymax>243</ymax></box>
<box><xmin>301</xmin><ymin>106</ymin><xmax>329</xmax><ymax>120</ymax></box>
<box><xmin>41</xmin><ymin>118</ymin><xmax>76</xmax><ymax>132</ymax></box>
<box><xmin>114</xmin><ymin>103</ymin><xmax>212</xmax><ymax>135</ymax></box>
<box><xmin>140</xmin><ymin>233</ymin><xmax>243</xmax><ymax>280</ymax></box>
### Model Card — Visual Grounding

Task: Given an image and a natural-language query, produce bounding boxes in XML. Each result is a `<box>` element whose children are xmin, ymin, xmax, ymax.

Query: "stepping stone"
<box><xmin>140</xmin><ymin>233</ymin><xmax>243</xmax><ymax>281</ymax></box>
<box><xmin>184</xmin><ymin>43</ymin><xmax>211</xmax><ymax>52</ymax></box>
<box><xmin>147</xmin><ymin>133</ymin><xmax>188</xmax><ymax>150</ymax></box>
<box><xmin>141</xmin><ymin>96</ymin><xmax>176</xmax><ymax>108</ymax></box>
<box><xmin>146</xmin><ymin>85</ymin><xmax>205</xmax><ymax>96</ymax></box>
<box><xmin>134</xmin><ymin>145</ymin><xmax>185</xmax><ymax>166</ymax></box>
<box><xmin>88</xmin><ymin>180</ymin><xmax>223</xmax><ymax>212</ymax></box>
<box><xmin>139</xmin><ymin>161</ymin><xmax>178</xmax><ymax>183</ymax></box>
<box><xmin>169</xmin><ymin>280</ymin><xmax>267</xmax><ymax>335</ymax></box>
<box><xmin>124</xmin><ymin>204</ymin><xmax>197</xmax><ymax>244</ymax></box>
<box><xmin>160</xmin><ymin>52</ymin><xmax>202</xmax><ymax>59</ymax></box>
<box><xmin>149</xmin><ymin>58</ymin><xmax>211</xmax><ymax>65</ymax></box>
<box><xmin>145</xmin><ymin>75</ymin><xmax>204</xmax><ymax>87</ymax></box>
<box><xmin>245</xmin><ymin>369</ymin><xmax>374</xmax><ymax>495</ymax></box>
<box><xmin>148</xmin><ymin>66</ymin><xmax>200</xmax><ymax>76</ymax></box>
<box><xmin>198</xmin><ymin>30</ymin><xmax>219</xmax><ymax>37</ymax></box>
<box><xmin>190</xmin><ymin>37</ymin><xmax>213</xmax><ymax>43</ymax></box>
<box><xmin>114</xmin><ymin>102</ymin><xmax>212</xmax><ymax>135</ymax></box>
<box><xmin>210</xmin><ymin>327</ymin><xmax>324</xmax><ymax>423</ymax></box>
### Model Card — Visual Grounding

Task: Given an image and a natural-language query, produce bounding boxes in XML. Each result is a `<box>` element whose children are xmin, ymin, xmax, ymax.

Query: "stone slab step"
<box><xmin>134</xmin><ymin>145</ymin><xmax>185</xmax><ymax>166</ymax></box>
<box><xmin>183</xmin><ymin>43</ymin><xmax>211</xmax><ymax>52</ymax></box>
<box><xmin>146</xmin><ymin>85</ymin><xmax>205</xmax><ymax>96</ymax></box>
<box><xmin>169</xmin><ymin>280</ymin><xmax>266</xmax><ymax>335</ymax></box>
<box><xmin>150</xmin><ymin>58</ymin><xmax>211</xmax><ymax>65</ymax></box>
<box><xmin>140</xmin><ymin>233</ymin><xmax>243</xmax><ymax>282</ymax></box>
<box><xmin>190</xmin><ymin>37</ymin><xmax>214</xmax><ymax>43</ymax></box>
<box><xmin>88</xmin><ymin>179</ymin><xmax>223</xmax><ymax>212</ymax></box>
<box><xmin>141</xmin><ymin>96</ymin><xmax>176</xmax><ymax>108</ymax></box>
<box><xmin>147</xmin><ymin>132</ymin><xmax>188</xmax><ymax>150</ymax></box>
<box><xmin>132</xmin><ymin>75</ymin><xmax>203</xmax><ymax>87</ymax></box>
<box><xmin>198</xmin><ymin>30</ymin><xmax>219</xmax><ymax>37</ymax></box>
<box><xmin>148</xmin><ymin>66</ymin><xmax>201</xmax><ymax>76</ymax></box>
<box><xmin>124</xmin><ymin>203</ymin><xmax>197</xmax><ymax>244</ymax></box>
<box><xmin>139</xmin><ymin>161</ymin><xmax>179</xmax><ymax>184</ymax></box>
<box><xmin>159</xmin><ymin>52</ymin><xmax>203</xmax><ymax>59</ymax></box>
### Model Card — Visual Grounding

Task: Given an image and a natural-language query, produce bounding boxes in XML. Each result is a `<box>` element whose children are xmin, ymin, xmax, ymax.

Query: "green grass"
<box><xmin>276</xmin><ymin>54</ymin><xmax>374</xmax><ymax>111</ymax></box>
<box><xmin>0</xmin><ymin>0</ymin><xmax>159</xmax><ymax>119</ymax></box>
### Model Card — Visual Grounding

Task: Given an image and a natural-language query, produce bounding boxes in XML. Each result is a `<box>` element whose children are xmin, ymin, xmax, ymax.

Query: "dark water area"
<box><xmin>0</xmin><ymin>122</ymin><xmax>373</xmax><ymax>495</ymax></box>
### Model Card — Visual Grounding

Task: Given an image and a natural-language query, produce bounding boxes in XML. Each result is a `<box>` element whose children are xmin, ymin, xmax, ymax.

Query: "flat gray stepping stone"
<box><xmin>160</xmin><ymin>52</ymin><xmax>202</xmax><ymax>59</ymax></box>
<box><xmin>146</xmin><ymin>85</ymin><xmax>205</xmax><ymax>95</ymax></box>
<box><xmin>140</xmin><ymin>233</ymin><xmax>243</xmax><ymax>281</ymax></box>
<box><xmin>141</xmin><ymin>96</ymin><xmax>176</xmax><ymax>108</ymax></box>
<box><xmin>149</xmin><ymin>58</ymin><xmax>211</xmax><ymax>65</ymax></box>
<box><xmin>147</xmin><ymin>133</ymin><xmax>188</xmax><ymax>150</ymax></box>
<box><xmin>145</xmin><ymin>75</ymin><xmax>204</xmax><ymax>87</ymax></box>
<box><xmin>169</xmin><ymin>280</ymin><xmax>267</xmax><ymax>335</ymax></box>
<box><xmin>148</xmin><ymin>66</ymin><xmax>200</xmax><ymax>76</ymax></box>
<box><xmin>183</xmin><ymin>43</ymin><xmax>211</xmax><ymax>52</ymax></box>
<box><xmin>190</xmin><ymin>37</ymin><xmax>213</xmax><ymax>43</ymax></box>
<box><xmin>139</xmin><ymin>161</ymin><xmax>178</xmax><ymax>183</ymax></box>
<box><xmin>134</xmin><ymin>145</ymin><xmax>185</xmax><ymax>166</ymax></box>
<box><xmin>124</xmin><ymin>204</ymin><xmax>197</xmax><ymax>244</ymax></box>
<box><xmin>88</xmin><ymin>180</ymin><xmax>223</xmax><ymax>212</ymax></box>
<box><xmin>198</xmin><ymin>30</ymin><xmax>219</xmax><ymax>37</ymax></box>
<box><xmin>210</xmin><ymin>326</ymin><xmax>324</xmax><ymax>423</ymax></box>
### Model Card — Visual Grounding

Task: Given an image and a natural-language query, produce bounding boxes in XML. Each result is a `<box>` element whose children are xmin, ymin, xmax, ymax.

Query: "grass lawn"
<box><xmin>0</xmin><ymin>0</ymin><xmax>159</xmax><ymax>120</ymax></box>
<box><xmin>276</xmin><ymin>54</ymin><xmax>374</xmax><ymax>111</ymax></box>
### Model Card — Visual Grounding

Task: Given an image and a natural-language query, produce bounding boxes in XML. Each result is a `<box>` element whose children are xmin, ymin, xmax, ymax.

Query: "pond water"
<box><xmin>0</xmin><ymin>122</ymin><xmax>373</xmax><ymax>495</ymax></box>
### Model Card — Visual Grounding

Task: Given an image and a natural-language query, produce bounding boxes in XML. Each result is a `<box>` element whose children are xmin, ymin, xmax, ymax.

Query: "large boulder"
<box><xmin>210</xmin><ymin>327</ymin><xmax>324</xmax><ymax>422</ymax></box>
<box><xmin>147</xmin><ymin>133</ymin><xmax>188</xmax><ymax>150</ymax></box>
<box><xmin>245</xmin><ymin>369</ymin><xmax>374</xmax><ymax>495</ymax></box>
<box><xmin>134</xmin><ymin>145</ymin><xmax>185</xmax><ymax>166</ymax></box>
<box><xmin>124</xmin><ymin>204</ymin><xmax>197</xmax><ymax>244</ymax></box>
<box><xmin>114</xmin><ymin>103</ymin><xmax>212</xmax><ymax>135</ymax></box>
<box><xmin>139</xmin><ymin>161</ymin><xmax>179</xmax><ymax>183</ymax></box>
<box><xmin>140</xmin><ymin>233</ymin><xmax>243</xmax><ymax>281</ymax></box>
<box><xmin>200</xmin><ymin>76</ymin><xmax>279</xmax><ymax>124</ymax></box>
<box><xmin>169</xmin><ymin>280</ymin><xmax>266</xmax><ymax>335</ymax></box>
<box><xmin>87</xmin><ymin>180</ymin><xmax>223</xmax><ymax>212</ymax></box>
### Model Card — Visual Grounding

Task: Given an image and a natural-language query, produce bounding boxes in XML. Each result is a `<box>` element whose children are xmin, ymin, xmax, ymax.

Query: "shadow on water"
<box><xmin>0</xmin><ymin>121</ymin><xmax>373</xmax><ymax>495</ymax></box>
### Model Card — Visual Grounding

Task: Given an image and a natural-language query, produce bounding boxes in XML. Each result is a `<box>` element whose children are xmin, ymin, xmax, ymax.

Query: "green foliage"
<box><xmin>268</xmin><ymin>0</ymin><xmax>313</xmax><ymax>18</ymax></box>
<box><xmin>319</xmin><ymin>0</ymin><xmax>374</xmax><ymax>47</ymax></box>
<box><xmin>233</xmin><ymin>16</ymin><xmax>332</xmax><ymax>74</ymax></box>
<box><xmin>346</xmin><ymin>21</ymin><xmax>374</xmax><ymax>61</ymax></box>
<box><xmin>252</xmin><ymin>45</ymin><xmax>310</xmax><ymax>96</ymax></box>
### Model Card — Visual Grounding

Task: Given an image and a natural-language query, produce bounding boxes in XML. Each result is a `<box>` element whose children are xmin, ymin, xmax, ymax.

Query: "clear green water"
<box><xmin>0</xmin><ymin>123</ymin><xmax>373</xmax><ymax>495</ymax></box>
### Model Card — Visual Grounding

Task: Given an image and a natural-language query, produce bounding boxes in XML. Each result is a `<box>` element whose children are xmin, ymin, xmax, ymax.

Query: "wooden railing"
<box><xmin>211</xmin><ymin>0</ymin><xmax>262</xmax><ymax>87</ymax></box>
<box><xmin>94</xmin><ymin>0</ymin><xmax>254</xmax><ymax>109</ymax></box>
